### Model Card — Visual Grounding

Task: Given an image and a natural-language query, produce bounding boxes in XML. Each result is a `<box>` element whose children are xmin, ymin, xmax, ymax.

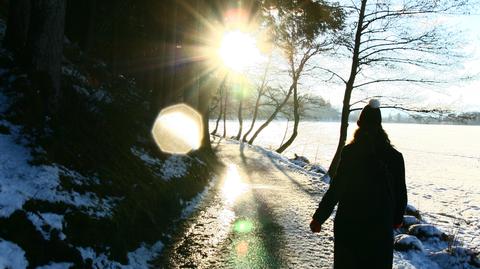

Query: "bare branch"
<box><xmin>349</xmin><ymin>105</ymin><xmax>449</xmax><ymax>114</ymax></box>
<box><xmin>313</xmin><ymin>66</ymin><xmax>347</xmax><ymax>84</ymax></box>
<box><xmin>353</xmin><ymin>78</ymin><xmax>440</xmax><ymax>89</ymax></box>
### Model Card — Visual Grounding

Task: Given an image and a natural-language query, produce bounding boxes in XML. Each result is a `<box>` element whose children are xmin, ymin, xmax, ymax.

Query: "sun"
<box><xmin>217</xmin><ymin>30</ymin><xmax>263</xmax><ymax>72</ymax></box>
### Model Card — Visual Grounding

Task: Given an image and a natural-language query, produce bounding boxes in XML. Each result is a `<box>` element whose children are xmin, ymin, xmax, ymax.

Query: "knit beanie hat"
<box><xmin>357</xmin><ymin>99</ymin><xmax>382</xmax><ymax>127</ymax></box>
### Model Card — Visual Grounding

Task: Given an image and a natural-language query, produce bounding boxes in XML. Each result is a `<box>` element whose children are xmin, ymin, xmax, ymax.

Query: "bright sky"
<box><xmin>310</xmin><ymin>11</ymin><xmax>480</xmax><ymax>113</ymax></box>
<box><xmin>233</xmin><ymin>2</ymin><xmax>480</xmax><ymax>114</ymax></box>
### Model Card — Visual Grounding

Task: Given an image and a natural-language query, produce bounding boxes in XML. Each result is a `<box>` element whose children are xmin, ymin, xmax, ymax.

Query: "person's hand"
<box><xmin>393</xmin><ymin>222</ymin><xmax>403</xmax><ymax>229</ymax></box>
<box><xmin>310</xmin><ymin>219</ymin><xmax>321</xmax><ymax>233</ymax></box>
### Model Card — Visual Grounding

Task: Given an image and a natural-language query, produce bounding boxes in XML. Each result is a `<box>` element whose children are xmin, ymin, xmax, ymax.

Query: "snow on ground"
<box><xmin>161</xmin><ymin>155</ymin><xmax>190</xmax><ymax>181</ymax></box>
<box><xmin>0</xmin><ymin>118</ymin><xmax>115</xmax><ymax>218</ymax></box>
<box><xmin>0</xmin><ymin>239</ymin><xmax>28</xmax><ymax>268</ymax></box>
<box><xmin>180</xmin><ymin>176</ymin><xmax>217</xmax><ymax>219</ymax></box>
<box><xmin>131</xmin><ymin>147</ymin><xmax>162</xmax><ymax>167</ymax></box>
<box><xmin>36</xmin><ymin>262</ymin><xmax>74</xmax><ymax>269</ymax></box>
<box><xmin>0</xmin><ymin>71</ymin><xmax>168</xmax><ymax>267</ymax></box>
<box><xmin>27</xmin><ymin>212</ymin><xmax>66</xmax><ymax>241</ymax></box>
<box><xmin>208</xmin><ymin>137</ymin><xmax>480</xmax><ymax>268</ymax></box>
<box><xmin>77</xmin><ymin>241</ymin><xmax>164</xmax><ymax>269</ymax></box>
<box><xmin>131</xmin><ymin>146</ymin><xmax>192</xmax><ymax>181</ymax></box>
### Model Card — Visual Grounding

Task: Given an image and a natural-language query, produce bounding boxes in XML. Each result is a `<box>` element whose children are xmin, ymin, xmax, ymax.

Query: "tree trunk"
<box><xmin>198</xmin><ymin>76</ymin><xmax>213</xmax><ymax>154</ymax></box>
<box><xmin>247</xmin><ymin>84</ymin><xmax>294</xmax><ymax>145</ymax></box>
<box><xmin>242</xmin><ymin>89</ymin><xmax>261</xmax><ymax>142</ymax></box>
<box><xmin>4</xmin><ymin>0</ymin><xmax>31</xmax><ymax>57</ymax></box>
<box><xmin>328</xmin><ymin>0</ymin><xmax>367</xmax><ymax>177</ymax></box>
<box><xmin>279</xmin><ymin>118</ymin><xmax>290</xmax><ymax>147</ymax></box>
<box><xmin>152</xmin><ymin>5</ymin><xmax>168</xmax><ymax>113</ymax></box>
<box><xmin>27</xmin><ymin>0</ymin><xmax>66</xmax><ymax>115</ymax></box>
<box><xmin>211</xmin><ymin>82</ymin><xmax>225</xmax><ymax>135</ymax></box>
<box><xmin>83</xmin><ymin>0</ymin><xmax>96</xmax><ymax>54</ymax></box>
<box><xmin>235</xmin><ymin>96</ymin><xmax>243</xmax><ymax>140</ymax></box>
<box><xmin>242</xmin><ymin>56</ymin><xmax>271</xmax><ymax>142</ymax></box>
<box><xmin>276</xmin><ymin>79</ymin><xmax>300</xmax><ymax>153</ymax></box>
<box><xmin>195</xmin><ymin>0</ymin><xmax>215</xmax><ymax>155</ymax></box>
<box><xmin>222</xmin><ymin>85</ymin><xmax>228</xmax><ymax>138</ymax></box>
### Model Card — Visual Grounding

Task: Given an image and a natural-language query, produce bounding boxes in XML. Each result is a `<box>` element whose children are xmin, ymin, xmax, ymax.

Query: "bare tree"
<box><xmin>211</xmin><ymin>80</ymin><xmax>226</xmax><ymax>136</ymax></box>
<box><xmin>247</xmin><ymin>1</ymin><xmax>344</xmax><ymax>146</ymax></box>
<box><xmin>242</xmin><ymin>56</ymin><xmax>272</xmax><ymax>142</ymax></box>
<box><xmin>324</xmin><ymin>0</ymin><xmax>470</xmax><ymax>176</ymax></box>
<box><xmin>235</xmin><ymin>90</ymin><xmax>244</xmax><ymax>140</ymax></box>
<box><xmin>222</xmin><ymin>83</ymin><xmax>229</xmax><ymax>138</ymax></box>
<box><xmin>275</xmin><ymin>45</ymin><xmax>328</xmax><ymax>153</ymax></box>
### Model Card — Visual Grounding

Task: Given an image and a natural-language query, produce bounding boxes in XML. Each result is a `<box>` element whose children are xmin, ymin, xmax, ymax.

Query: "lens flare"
<box><xmin>234</xmin><ymin>219</ymin><xmax>254</xmax><ymax>234</ymax></box>
<box><xmin>151</xmin><ymin>104</ymin><xmax>203</xmax><ymax>154</ymax></box>
<box><xmin>236</xmin><ymin>240</ymin><xmax>249</xmax><ymax>257</ymax></box>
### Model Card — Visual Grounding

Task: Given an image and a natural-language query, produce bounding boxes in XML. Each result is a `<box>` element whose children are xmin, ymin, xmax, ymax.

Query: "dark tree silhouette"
<box><xmin>26</xmin><ymin>0</ymin><xmax>66</xmax><ymax>115</ymax></box>
<box><xmin>4</xmin><ymin>0</ymin><xmax>30</xmax><ymax>56</ymax></box>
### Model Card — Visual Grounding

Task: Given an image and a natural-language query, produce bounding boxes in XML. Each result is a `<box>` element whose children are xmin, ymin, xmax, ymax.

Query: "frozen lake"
<box><xmin>210</xmin><ymin>120</ymin><xmax>480</xmax><ymax>249</ymax></box>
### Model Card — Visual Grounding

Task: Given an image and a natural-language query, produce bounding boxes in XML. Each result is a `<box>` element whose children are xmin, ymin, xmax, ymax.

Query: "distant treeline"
<box><xmin>210</xmin><ymin>93</ymin><xmax>340</xmax><ymax>121</ymax></box>
<box><xmin>349</xmin><ymin>110</ymin><xmax>480</xmax><ymax>125</ymax></box>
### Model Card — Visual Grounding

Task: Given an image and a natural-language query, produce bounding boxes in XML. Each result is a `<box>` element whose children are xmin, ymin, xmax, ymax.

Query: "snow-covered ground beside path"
<box><xmin>0</xmin><ymin>88</ymin><xmax>164</xmax><ymax>268</ymax></box>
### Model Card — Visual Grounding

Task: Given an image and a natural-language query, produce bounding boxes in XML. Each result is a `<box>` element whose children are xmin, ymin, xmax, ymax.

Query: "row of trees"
<box><xmin>209</xmin><ymin>80</ymin><xmax>340</xmax><ymax>138</ymax></box>
<box><xmin>3</xmin><ymin>0</ymin><xmax>473</xmax><ymax>174</ymax></box>
<box><xmin>205</xmin><ymin>0</ymin><xmax>472</xmax><ymax>175</ymax></box>
<box><xmin>3</xmin><ymin>0</ymin><xmax>249</xmax><ymax>154</ymax></box>
<box><xmin>1</xmin><ymin>0</ymin><xmax>342</xmax><ymax>157</ymax></box>
<box><xmin>209</xmin><ymin>0</ymin><xmax>345</xmax><ymax>152</ymax></box>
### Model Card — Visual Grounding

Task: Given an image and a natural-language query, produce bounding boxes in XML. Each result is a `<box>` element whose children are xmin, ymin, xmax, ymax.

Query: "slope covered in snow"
<box><xmin>0</xmin><ymin>17</ymin><xmax>214</xmax><ymax>268</ymax></box>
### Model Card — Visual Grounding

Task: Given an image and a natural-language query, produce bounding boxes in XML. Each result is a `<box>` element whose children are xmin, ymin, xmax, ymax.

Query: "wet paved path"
<box><xmin>156</xmin><ymin>139</ymin><xmax>335</xmax><ymax>268</ymax></box>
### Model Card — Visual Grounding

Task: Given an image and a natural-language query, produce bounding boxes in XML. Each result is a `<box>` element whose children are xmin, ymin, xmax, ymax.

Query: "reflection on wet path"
<box><xmin>221</xmin><ymin>164</ymin><xmax>248</xmax><ymax>205</ymax></box>
<box><xmin>155</xmin><ymin>141</ymin><xmax>334</xmax><ymax>268</ymax></box>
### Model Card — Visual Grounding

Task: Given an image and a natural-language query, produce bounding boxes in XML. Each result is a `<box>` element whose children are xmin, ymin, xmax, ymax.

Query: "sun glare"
<box><xmin>222</xmin><ymin>164</ymin><xmax>248</xmax><ymax>204</ymax></box>
<box><xmin>218</xmin><ymin>30</ymin><xmax>263</xmax><ymax>72</ymax></box>
<box><xmin>151</xmin><ymin>104</ymin><xmax>203</xmax><ymax>154</ymax></box>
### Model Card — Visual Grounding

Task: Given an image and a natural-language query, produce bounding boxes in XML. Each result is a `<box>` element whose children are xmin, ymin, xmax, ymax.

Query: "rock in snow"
<box><xmin>408</xmin><ymin>224</ymin><xmax>447</xmax><ymax>240</ymax></box>
<box><xmin>394</xmin><ymin>234</ymin><xmax>425</xmax><ymax>252</ymax></box>
<box><xmin>403</xmin><ymin>215</ymin><xmax>421</xmax><ymax>228</ymax></box>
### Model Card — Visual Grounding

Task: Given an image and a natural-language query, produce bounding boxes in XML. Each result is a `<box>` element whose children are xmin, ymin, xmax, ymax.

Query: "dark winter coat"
<box><xmin>313</xmin><ymin>142</ymin><xmax>407</xmax><ymax>269</ymax></box>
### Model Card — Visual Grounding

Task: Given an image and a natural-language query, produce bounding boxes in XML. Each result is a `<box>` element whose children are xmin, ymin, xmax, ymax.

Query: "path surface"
<box><xmin>156</xmin><ymin>139</ymin><xmax>335</xmax><ymax>268</ymax></box>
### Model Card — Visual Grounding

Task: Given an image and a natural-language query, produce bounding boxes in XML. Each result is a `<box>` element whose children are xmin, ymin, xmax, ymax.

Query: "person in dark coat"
<box><xmin>310</xmin><ymin>99</ymin><xmax>407</xmax><ymax>269</ymax></box>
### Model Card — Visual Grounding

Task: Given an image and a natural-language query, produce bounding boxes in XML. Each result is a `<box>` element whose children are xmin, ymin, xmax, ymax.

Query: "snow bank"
<box><xmin>0</xmin><ymin>239</ymin><xmax>28</xmax><ymax>269</ymax></box>
<box><xmin>161</xmin><ymin>155</ymin><xmax>189</xmax><ymax>181</ymax></box>
<box><xmin>36</xmin><ymin>262</ymin><xmax>73</xmax><ymax>269</ymax></box>
<box><xmin>0</xmin><ymin>120</ymin><xmax>116</xmax><ymax>218</ymax></box>
<box><xmin>394</xmin><ymin>234</ymin><xmax>425</xmax><ymax>252</ymax></box>
<box><xmin>131</xmin><ymin>146</ymin><xmax>192</xmax><ymax>181</ymax></box>
<box><xmin>131</xmin><ymin>147</ymin><xmax>162</xmax><ymax>167</ymax></box>
<box><xmin>27</xmin><ymin>212</ymin><xmax>66</xmax><ymax>241</ymax></box>
<box><xmin>403</xmin><ymin>215</ymin><xmax>421</xmax><ymax>227</ymax></box>
<box><xmin>408</xmin><ymin>224</ymin><xmax>447</xmax><ymax>240</ymax></box>
<box><xmin>78</xmin><ymin>241</ymin><xmax>164</xmax><ymax>269</ymax></box>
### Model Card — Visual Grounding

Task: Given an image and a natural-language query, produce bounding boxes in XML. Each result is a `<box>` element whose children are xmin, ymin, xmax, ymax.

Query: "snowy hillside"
<box><xmin>0</xmin><ymin>18</ymin><xmax>214</xmax><ymax>268</ymax></box>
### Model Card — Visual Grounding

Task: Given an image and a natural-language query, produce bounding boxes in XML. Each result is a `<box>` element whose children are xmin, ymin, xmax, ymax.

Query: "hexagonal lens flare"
<box><xmin>151</xmin><ymin>104</ymin><xmax>203</xmax><ymax>154</ymax></box>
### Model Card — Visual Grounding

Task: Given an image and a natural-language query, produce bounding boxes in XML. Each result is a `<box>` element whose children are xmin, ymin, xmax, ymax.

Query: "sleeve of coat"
<box><xmin>312</xmin><ymin>149</ymin><xmax>347</xmax><ymax>225</ymax></box>
<box><xmin>394</xmin><ymin>153</ymin><xmax>407</xmax><ymax>225</ymax></box>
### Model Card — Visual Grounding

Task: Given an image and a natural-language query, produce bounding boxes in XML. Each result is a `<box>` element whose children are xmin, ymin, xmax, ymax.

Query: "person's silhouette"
<box><xmin>311</xmin><ymin>99</ymin><xmax>407</xmax><ymax>269</ymax></box>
